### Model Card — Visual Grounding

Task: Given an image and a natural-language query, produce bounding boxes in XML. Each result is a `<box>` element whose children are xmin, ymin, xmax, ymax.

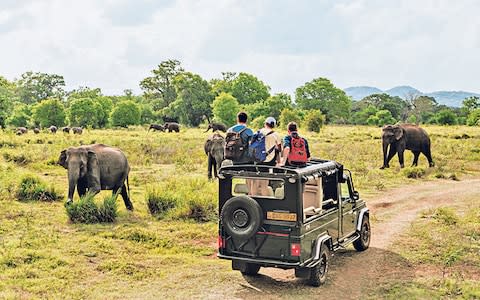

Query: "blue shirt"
<box><xmin>227</xmin><ymin>124</ymin><xmax>254</xmax><ymax>163</ymax></box>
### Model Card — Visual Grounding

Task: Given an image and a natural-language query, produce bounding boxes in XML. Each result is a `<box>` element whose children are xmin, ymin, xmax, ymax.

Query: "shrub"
<box><xmin>402</xmin><ymin>167</ymin><xmax>426</xmax><ymax>179</ymax></box>
<box><xmin>16</xmin><ymin>175</ymin><xmax>62</xmax><ymax>201</ymax></box>
<box><xmin>110</xmin><ymin>100</ymin><xmax>141</xmax><ymax>128</ymax></box>
<box><xmin>279</xmin><ymin>108</ymin><xmax>302</xmax><ymax>127</ymax></box>
<box><xmin>146</xmin><ymin>189</ymin><xmax>177</xmax><ymax>217</ymax></box>
<box><xmin>303</xmin><ymin>110</ymin><xmax>325</xmax><ymax>133</ymax></box>
<box><xmin>32</xmin><ymin>99</ymin><xmax>66</xmax><ymax>127</ymax></box>
<box><xmin>433</xmin><ymin>207</ymin><xmax>459</xmax><ymax>226</ymax></box>
<box><xmin>466</xmin><ymin>109</ymin><xmax>480</xmax><ymax>126</ymax></box>
<box><xmin>212</xmin><ymin>92</ymin><xmax>239</xmax><ymax>126</ymax></box>
<box><xmin>65</xmin><ymin>193</ymin><xmax>117</xmax><ymax>223</ymax></box>
<box><xmin>181</xmin><ymin>197</ymin><xmax>216</xmax><ymax>222</ymax></box>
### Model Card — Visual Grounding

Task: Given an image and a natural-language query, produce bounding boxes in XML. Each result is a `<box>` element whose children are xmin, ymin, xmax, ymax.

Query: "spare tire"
<box><xmin>221</xmin><ymin>196</ymin><xmax>263</xmax><ymax>240</ymax></box>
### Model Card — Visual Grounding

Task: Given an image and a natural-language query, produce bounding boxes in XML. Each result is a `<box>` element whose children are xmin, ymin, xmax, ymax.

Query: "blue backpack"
<box><xmin>249</xmin><ymin>131</ymin><xmax>276</xmax><ymax>162</ymax></box>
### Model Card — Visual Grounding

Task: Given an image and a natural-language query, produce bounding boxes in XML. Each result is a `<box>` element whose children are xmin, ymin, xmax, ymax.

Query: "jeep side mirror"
<box><xmin>352</xmin><ymin>191</ymin><xmax>359</xmax><ymax>200</ymax></box>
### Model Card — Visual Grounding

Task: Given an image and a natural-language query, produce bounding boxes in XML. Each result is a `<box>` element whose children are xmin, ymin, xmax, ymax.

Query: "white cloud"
<box><xmin>0</xmin><ymin>0</ymin><xmax>479</xmax><ymax>95</ymax></box>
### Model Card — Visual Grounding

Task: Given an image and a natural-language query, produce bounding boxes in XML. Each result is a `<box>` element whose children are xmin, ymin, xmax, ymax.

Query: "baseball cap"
<box><xmin>265</xmin><ymin>117</ymin><xmax>276</xmax><ymax>128</ymax></box>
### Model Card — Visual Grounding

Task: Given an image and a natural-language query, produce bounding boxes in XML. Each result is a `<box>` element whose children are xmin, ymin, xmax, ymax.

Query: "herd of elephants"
<box><xmin>9</xmin><ymin>122</ymin><xmax>435</xmax><ymax>211</ymax></box>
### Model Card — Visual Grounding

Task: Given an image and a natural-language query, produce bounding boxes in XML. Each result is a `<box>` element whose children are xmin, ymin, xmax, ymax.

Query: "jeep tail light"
<box><xmin>291</xmin><ymin>243</ymin><xmax>301</xmax><ymax>256</ymax></box>
<box><xmin>218</xmin><ymin>235</ymin><xmax>225</xmax><ymax>249</ymax></box>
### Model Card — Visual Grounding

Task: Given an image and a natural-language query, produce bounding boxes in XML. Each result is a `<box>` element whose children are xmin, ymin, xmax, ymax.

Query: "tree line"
<box><xmin>0</xmin><ymin>59</ymin><xmax>479</xmax><ymax>131</ymax></box>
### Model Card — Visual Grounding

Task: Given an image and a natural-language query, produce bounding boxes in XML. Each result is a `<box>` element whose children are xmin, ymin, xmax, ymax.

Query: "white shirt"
<box><xmin>260</xmin><ymin>127</ymin><xmax>281</xmax><ymax>162</ymax></box>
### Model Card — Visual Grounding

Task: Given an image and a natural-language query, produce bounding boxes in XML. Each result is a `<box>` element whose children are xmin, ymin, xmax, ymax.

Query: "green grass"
<box><xmin>0</xmin><ymin>125</ymin><xmax>479</xmax><ymax>298</ymax></box>
<box><xmin>65</xmin><ymin>193</ymin><xmax>118</xmax><ymax>223</ymax></box>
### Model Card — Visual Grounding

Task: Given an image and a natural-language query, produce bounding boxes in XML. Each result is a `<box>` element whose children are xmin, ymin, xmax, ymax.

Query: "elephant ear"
<box><xmin>87</xmin><ymin>150</ymin><xmax>101</xmax><ymax>192</ymax></box>
<box><xmin>204</xmin><ymin>138</ymin><xmax>213</xmax><ymax>155</ymax></box>
<box><xmin>394</xmin><ymin>126</ymin><xmax>404</xmax><ymax>140</ymax></box>
<box><xmin>58</xmin><ymin>150</ymin><xmax>68</xmax><ymax>169</ymax></box>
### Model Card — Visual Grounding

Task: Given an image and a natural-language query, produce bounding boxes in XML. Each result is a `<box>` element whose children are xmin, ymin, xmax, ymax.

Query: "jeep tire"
<box><xmin>353</xmin><ymin>215</ymin><xmax>370</xmax><ymax>251</ymax></box>
<box><xmin>308</xmin><ymin>244</ymin><xmax>329</xmax><ymax>287</ymax></box>
<box><xmin>232</xmin><ymin>260</ymin><xmax>261</xmax><ymax>276</ymax></box>
<box><xmin>220</xmin><ymin>196</ymin><xmax>263</xmax><ymax>240</ymax></box>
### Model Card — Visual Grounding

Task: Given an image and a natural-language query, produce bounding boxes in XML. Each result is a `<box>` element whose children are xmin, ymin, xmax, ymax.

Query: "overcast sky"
<box><xmin>1</xmin><ymin>0</ymin><xmax>479</xmax><ymax>95</ymax></box>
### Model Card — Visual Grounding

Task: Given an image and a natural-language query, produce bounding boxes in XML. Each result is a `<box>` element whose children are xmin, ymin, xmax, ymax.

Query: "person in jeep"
<box><xmin>225</xmin><ymin>112</ymin><xmax>254</xmax><ymax>165</ymax></box>
<box><xmin>278</xmin><ymin>121</ymin><xmax>310</xmax><ymax>167</ymax></box>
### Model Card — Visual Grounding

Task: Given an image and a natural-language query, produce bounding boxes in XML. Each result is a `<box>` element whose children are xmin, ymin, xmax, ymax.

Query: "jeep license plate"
<box><xmin>267</xmin><ymin>211</ymin><xmax>297</xmax><ymax>222</ymax></box>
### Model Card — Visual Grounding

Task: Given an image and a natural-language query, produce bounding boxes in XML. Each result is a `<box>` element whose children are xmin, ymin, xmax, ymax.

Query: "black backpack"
<box><xmin>224</xmin><ymin>127</ymin><xmax>248</xmax><ymax>161</ymax></box>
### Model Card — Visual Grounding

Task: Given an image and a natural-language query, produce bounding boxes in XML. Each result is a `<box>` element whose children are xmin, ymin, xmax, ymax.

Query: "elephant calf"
<box><xmin>58</xmin><ymin>144</ymin><xmax>133</xmax><ymax>210</ymax></box>
<box><xmin>204</xmin><ymin>133</ymin><xmax>225</xmax><ymax>179</ymax></box>
<box><xmin>164</xmin><ymin>122</ymin><xmax>180</xmax><ymax>132</ymax></box>
<box><xmin>148</xmin><ymin>124</ymin><xmax>165</xmax><ymax>132</ymax></box>
<box><xmin>205</xmin><ymin>122</ymin><xmax>227</xmax><ymax>133</ymax></box>
<box><xmin>381</xmin><ymin>124</ymin><xmax>434</xmax><ymax>169</ymax></box>
<box><xmin>72</xmin><ymin>127</ymin><xmax>83</xmax><ymax>134</ymax></box>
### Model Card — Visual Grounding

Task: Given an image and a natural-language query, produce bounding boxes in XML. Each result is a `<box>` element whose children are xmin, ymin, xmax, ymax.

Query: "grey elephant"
<box><xmin>205</xmin><ymin>122</ymin><xmax>227</xmax><ymax>133</ymax></box>
<box><xmin>62</xmin><ymin>126</ymin><xmax>70</xmax><ymax>133</ymax></box>
<box><xmin>58</xmin><ymin>144</ymin><xmax>133</xmax><ymax>210</ymax></box>
<box><xmin>204</xmin><ymin>133</ymin><xmax>225</xmax><ymax>179</ymax></box>
<box><xmin>164</xmin><ymin>122</ymin><xmax>180</xmax><ymax>132</ymax></box>
<box><xmin>148</xmin><ymin>124</ymin><xmax>165</xmax><ymax>132</ymax></box>
<box><xmin>33</xmin><ymin>128</ymin><xmax>40</xmax><ymax>134</ymax></box>
<box><xmin>49</xmin><ymin>125</ymin><xmax>58</xmax><ymax>133</ymax></box>
<box><xmin>381</xmin><ymin>124</ymin><xmax>434</xmax><ymax>169</ymax></box>
<box><xmin>72</xmin><ymin>127</ymin><xmax>83</xmax><ymax>134</ymax></box>
<box><xmin>16</xmin><ymin>127</ymin><xmax>28</xmax><ymax>134</ymax></box>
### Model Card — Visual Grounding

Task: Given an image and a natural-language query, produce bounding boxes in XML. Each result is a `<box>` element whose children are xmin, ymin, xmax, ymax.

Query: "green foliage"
<box><xmin>407</xmin><ymin>114</ymin><xmax>417</xmax><ymax>124</ymax></box>
<box><xmin>360</xmin><ymin>93</ymin><xmax>408</xmax><ymax>121</ymax></box>
<box><xmin>303</xmin><ymin>110</ymin><xmax>325</xmax><ymax>132</ymax></box>
<box><xmin>110</xmin><ymin>100</ymin><xmax>141</xmax><ymax>127</ymax></box>
<box><xmin>68</xmin><ymin>98</ymin><xmax>100</xmax><ymax>127</ymax></box>
<box><xmin>462</xmin><ymin>96</ymin><xmax>480</xmax><ymax>113</ymax></box>
<box><xmin>95</xmin><ymin>97</ymin><xmax>114</xmax><ymax>127</ymax></box>
<box><xmin>351</xmin><ymin>105</ymin><xmax>378</xmax><ymax>125</ymax></box>
<box><xmin>67</xmin><ymin>87</ymin><xmax>102</xmax><ymax>103</ymax></box>
<box><xmin>170</xmin><ymin>72</ymin><xmax>214</xmax><ymax>126</ymax></box>
<box><xmin>409</xmin><ymin>95</ymin><xmax>437</xmax><ymax>124</ymax></box>
<box><xmin>231</xmin><ymin>72</ymin><xmax>270</xmax><ymax>104</ymax></box>
<box><xmin>212</xmin><ymin>92</ymin><xmax>239</xmax><ymax>126</ymax></box>
<box><xmin>15</xmin><ymin>71</ymin><xmax>65</xmax><ymax>104</ymax></box>
<box><xmin>146</xmin><ymin>189</ymin><xmax>177</xmax><ymax>217</ymax></box>
<box><xmin>295</xmin><ymin>77</ymin><xmax>351</xmax><ymax>123</ymax></box>
<box><xmin>402</xmin><ymin>167</ymin><xmax>426</xmax><ymax>179</ymax></box>
<box><xmin>210</xmin><ymin>71</ymin><xmax>236</xmax><ymax>96</ymax></box>
<box><xmin>139</xmin><ymin>104</ymin><xmax>156</xmax><ymax>124</ymax></box>
<box><xmin>6</xmin><ymin>103</ymin><xmax>31</xmax><ymax>127</ymax></box>
<box><xmin>466</xmin><ymin>109</ymin><xmax>480</xmax><ymax>126</ymax></box>
<box><xmin>433</xmin><ymin>109</ymin><xmax>457</xmax><ymax>125</ymax></box>
<box><xmin>433</xmin><ymin>207</ymin><xmax>459</xmax><ymax>226</ymax></box>
<box><xmin>375</xmin><ymin>109</ymin><xmax>396</xmax><ymax>126</ymax></box>
<box><xmin>16</xmin><ymin>175</ymin><xmax>62</xmax><ymax>202</ymax></box>
<box><xmin>65</xmin><ymin>193</ymin><xmax>117</xmax><ymax>223</ymax></box>
<box><xmin>279</xmin><ymin>108</ymin><xmax>302</xmax><ymax>128</ymax></box>
<box><xmin>140</xmin><ymin>59</ymin><xmax>184</xmax><ymax>107</ymax></box>
<box><xmin>263</xmin><ymin>93</ymin><xmax>293</xmax><ymax>120</ymax></box>
<box><xmin>32</xmin><ymin>99</ymin><xmax>66</xmax><ymax>127</ymax></box>
<box><xmin>0</xmin><ymin>79</ymin><xmax>18</xmax><ymax>127</ymax></box>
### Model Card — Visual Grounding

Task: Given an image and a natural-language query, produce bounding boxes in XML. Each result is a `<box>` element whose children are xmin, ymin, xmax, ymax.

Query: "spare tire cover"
<box><xmin>220</xmin><ymin>196</ymin><xmax>263</xmax><ymax>240</ymax></box>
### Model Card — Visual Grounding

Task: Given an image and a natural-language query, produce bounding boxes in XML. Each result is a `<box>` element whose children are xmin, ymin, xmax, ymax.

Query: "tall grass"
<box><xmin>65</xmin><ymin>193</ymin><xmax>117</xmax><ymax>223</ymax></box>
<box><xmin>16</xmin><ymin>174</ymin><xmax>62</xmax><ymax>201</ymax></box>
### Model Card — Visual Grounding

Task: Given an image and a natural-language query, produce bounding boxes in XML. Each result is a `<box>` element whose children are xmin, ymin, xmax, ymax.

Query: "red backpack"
<box><xmin>287</xmin><ymin>135</ymin><xmax>307</xmax><ymax>165</ymax></box>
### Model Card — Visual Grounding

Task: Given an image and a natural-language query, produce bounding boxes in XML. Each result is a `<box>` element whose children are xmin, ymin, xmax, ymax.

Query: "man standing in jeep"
<box><xmin>225</xmin><ymin>112</ymin><xmax>254</xmax><ymax>164</ymax></box>
<box><xmin>278</xmin><ymin>121</ymin><xmax>310</xmax><ymax>167</ymax></box>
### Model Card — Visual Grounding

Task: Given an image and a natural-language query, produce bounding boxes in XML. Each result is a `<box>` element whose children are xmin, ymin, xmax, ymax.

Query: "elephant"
<box><xmin>62</xmin><ymin>127</ymin><xmax>71</xmax><ymax>133</ymax></box>
<box><xmin>205</xmin><ymin>122</ymin><xmax>227</xmax><ymax>133</ymax></box>
<box><xmin>164</xmin><ymin>122</ymin><xmax>180</xmax><ymax>133</ymax></box>
<box><xmin>204</xmin><ymin>133</ymin><xmax>225</xmax><ymax>179</ymax></box>
<box><xmin>58</xmin><ymin>144</ymin><xmax>133</xmax><ymax>210</ymax></box>
<box><xmin>33</xmin><ymin>128</ymin><xmax>40</xmax><ymax>134</ymax></box>
<box><xmin>380</xmin><ymin>124</ymin><xmax>434</xmax><ymax>169</ymax></box>
<box><xmin>72</xmin><ymin>127</ymin><xmax>83</xmax><ymax>134</ymax></box>
<box><xmin>16</xmin><ymin>127</ymin><xmax>28</xmax><ymax>134</ymax></box>
<box><xmin>148</xmin><ymin>124</ymin><xmax>165</xmax><ymax>132</ymax></box>
<box><xmin>49</xmin><ymin>125</ymin><xmax>58</xmax><ymax>133</ymax></box>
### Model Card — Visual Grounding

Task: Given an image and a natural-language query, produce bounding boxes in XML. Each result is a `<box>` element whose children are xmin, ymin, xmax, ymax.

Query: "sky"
<box><xmin>1</xmin><ymin>0</ymin><xmax>479</xmax><ymax>95</ymax></box>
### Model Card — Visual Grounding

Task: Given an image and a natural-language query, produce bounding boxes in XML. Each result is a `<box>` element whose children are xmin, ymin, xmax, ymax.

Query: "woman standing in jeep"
<box><xmin>278</xmin><ymin>121</ymin><xmax>310</xmax><ymax>167</ymax></box>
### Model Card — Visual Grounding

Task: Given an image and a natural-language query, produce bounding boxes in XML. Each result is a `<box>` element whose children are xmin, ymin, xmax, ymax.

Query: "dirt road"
<box><xmin>230</xmin><ymin>178</ymin><xmax>480</xmax><ymax>300</ymax></box>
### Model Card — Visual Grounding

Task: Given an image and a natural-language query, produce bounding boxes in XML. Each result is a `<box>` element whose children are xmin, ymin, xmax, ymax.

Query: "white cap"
<box><xmin>265</xmin><ymin>117</ymin><xmax>276</xmax><ymax>127</ymax></box>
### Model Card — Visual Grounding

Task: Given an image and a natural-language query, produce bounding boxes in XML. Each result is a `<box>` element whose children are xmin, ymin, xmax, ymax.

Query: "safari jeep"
<box><xmin>217</xmin><ymin>159</ymin><xmax>370</xmax><ymax>286</ymax></box>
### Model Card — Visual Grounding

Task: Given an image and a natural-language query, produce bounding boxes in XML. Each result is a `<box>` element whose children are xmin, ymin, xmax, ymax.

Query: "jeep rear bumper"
<box><xmin>217</xmin><ymin>253</ymin><xmax>301</xmax><ymax>269</ymax></box>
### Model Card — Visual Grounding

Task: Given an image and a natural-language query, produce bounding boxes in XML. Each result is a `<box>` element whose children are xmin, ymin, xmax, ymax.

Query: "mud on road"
<box><xmin>228</xmin><ymin>178</ymin><xmax>480</xmax><ymax>300</ymax></box>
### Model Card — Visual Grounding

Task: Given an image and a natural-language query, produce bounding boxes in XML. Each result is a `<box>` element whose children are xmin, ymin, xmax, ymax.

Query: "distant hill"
<box><xmin>344</xmin><ymin>85</ymin><xmax>479</xmax><ymax>107</ymax></box>
<box><xmin>344</xmin><ymin>86</ymin><xmax>382</xmax><ymax>101</ymax></box>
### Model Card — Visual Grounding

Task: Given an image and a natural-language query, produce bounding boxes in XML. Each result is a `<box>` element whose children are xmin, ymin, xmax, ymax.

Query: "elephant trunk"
<box><xmin>67</xmin><ymin>170</ymin><xmax>79</xmax><ymax>203</ymax></box>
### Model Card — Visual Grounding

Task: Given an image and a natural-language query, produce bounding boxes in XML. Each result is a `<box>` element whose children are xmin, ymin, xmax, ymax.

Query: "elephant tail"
<box><xmin>126</xmin><ymin>175</ymin><xmax>131</xmax><ymax>200</ymax></box>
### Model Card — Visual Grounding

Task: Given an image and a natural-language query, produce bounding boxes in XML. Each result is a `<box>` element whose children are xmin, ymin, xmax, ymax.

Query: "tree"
<box><xmin>231</xmin><ymin>72</ymin><xmax>270</xmax><ymax>104</ymax></box>
<box><xmin>408</xmin><ymin>95</ymin><xmax>437</xmax><ymax>124</ymax></box>
<box><xmin>6</xmin><ymin>103</ymin><xmax>31</xmax><ymax>127</ymax></box>
<box><xmin>361</xmin><ymin>93</ymin><xmax>408</xmax><ymax>121</ymax></box>
<box><xmin>263</xmin><ymin>93</ymin><xmax>293</xmax><ymax>120</ymax></box>
<box><xmin>466</xmin><ymin>109</ymin><xmax>480</xmax><ymax>126</ymax></box>
<box><xmin>140</xmin><ymin>59</ymin><xmax>184</xmax><ymax>108</ymax></box>
<box><xmin>167</xmin><ymin>72</ymin><xmax>214</xmax><ymax>126</ymax></box>
<box><xmin>67</xmin><ymin>87</ymin><xmax>102</xmax><ymax>104</ymax></box>
<box><xmin>110</xmin><ymin>100</ymin><xmax>141</xmax><ymax>127</ymax></box>
<box><xmin>95</xmin><ymin>97</ymin><xmax>114</xmax><ymax>127</ymax></box>
<box><xmin>303</xmin><ymin>110</ymin><xmax>325</xmax><ymax>133</ymax></box>
<box><xmin>210</xmin><ymin>72</ymin><xmax>237</xmax><ymax>96</ymax></box>
<box><xmin>68</xmin><ymin>98</ymin><xmax>100</xmax><ymax>127</ymax></box>
<box><xmin>279</xmin><ymin>108</ymin><xmax>303</xmax><ymax>127</ymax></box>
<box><xmin>16</xmin><ymin>71</ymin><xmax>65</xmax><ymax>104</ymax></box>
<box><xmin>351</xmin><ymin>105</ymin><xmax>378</xmax><ymax>125</ymax></box>
<box><xmin>32</xmin><ymin>99</ymin><xmax>66</xmax><ymax>127</ymax></box>
<box><xmin>212</xmin><ymin>92</ymin><xmax>240</xmax><ymax>126</ymax></box>
<box><xmin>462</xmin><ymin>96</ymin><xmax>480</xmax><ymax>114</ymax></box>
<box><xmin>295</xmin><ymin>77</ymin><xmax>351</xmax><ymax>123</ymax></box>
<box><xmin>434</xmin><ymin>109</ymin><xmax>457</xmax><ymax>125</ymax></box>
<box><xmin>375</xmin><ymin>110</ymin><xmax>396</xmax><ymax>126</ymax></box>
<box><xmin>140</xmin><ymin>104</ymin><xmax>156</xmax><ymax>124</ymax></box>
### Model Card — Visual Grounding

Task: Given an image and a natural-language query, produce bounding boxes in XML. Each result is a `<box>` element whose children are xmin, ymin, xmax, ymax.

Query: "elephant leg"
<box><xmin>398</xmin><ymin>150</ymin><xmax>405</xmax><ymax>168</ymax></box>
<box><xmin>77</xmin><ymin>180</ymin><xmax>87</xmax><ymax>198</ymax></box>
<box><xmin>424</xmin><ymin>148</ymin><xmax>434</xmax><ymax>167</ymax></box>
<box><xmin>207</xmin><ymin>155</ymin><xmax>213</xmax><ymax>179</ymax></box>
<box><xmin>212</xmin><ymin>157</ymin><xmax>218</xmax><ymax>178</ymax></box>
<box><xmin>120</xmin><ymin>185</ymin><xmax>133</xmax><ymax>211</ymax></box>
<box><xmin>384</xmin><ymin>146</ymin><xmax>396</xmax><ymax>168</ymax></box>
<box><xmin>412</xmin><ymin>151</ymin><xmax>420</xmax><ymax>166</ymax></box>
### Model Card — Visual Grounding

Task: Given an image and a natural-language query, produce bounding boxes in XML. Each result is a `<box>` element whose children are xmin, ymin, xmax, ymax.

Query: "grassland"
<box><xmin>0</xmin><ymin>125</ymin><xmax>479</xmax><ymax>299</ymax></box>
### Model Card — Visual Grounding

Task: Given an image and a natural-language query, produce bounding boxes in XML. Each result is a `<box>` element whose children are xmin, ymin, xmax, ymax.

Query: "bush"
<box><xmin>303</xmin><ymin>110</ymin><xmax>325</xmax><ymax>133</ymax></box>
<box><xmin>16</xmin><ymin>175</ymin><xmax>62</xmax><ymax>201</ymax></box>
<box><xmin>279</xmin><ymin>108</ymin><xmax>302</xmax><ymax>128</ymax></box>
<box><xmin>212</xmin><ymin>92</ymin><xmax>240</xmax><ymax>126</ymax></box>
<box><xmin>146</xmin><ymin>189</ymin><xmax>177</xmax><ymax>217</ymax></box>
<box><xmin>32</xmin><ymin>99</ymin><xmax>66</xmax><ymax>127</ymax></box>
<box><xmin>65</xmin><ymin>193</ymin><xmax>117</xmax><ymax>223</ymax></box>
<box><xmin>466</xmin><ymin>109</ymin><xmax>480</xmax><ymax>126</ymax></box>
<box><xmin>110</xmin><ymin>100</ymin><xmax>141</xmax><ymax>128</ymax></box>
<box><xmin>402</xmin><ymin>167</ymin><xmax>426</xmax><ymax>179</ymax></box>
<box><xmin>433</xmin><ymin>207</ymin><xmax>459</xmax><ymax>226</ymax></box>
<box><xmin>180</xmin><ymin>197</ymin><xmax>216</xmax><ymax>222</ymax></box>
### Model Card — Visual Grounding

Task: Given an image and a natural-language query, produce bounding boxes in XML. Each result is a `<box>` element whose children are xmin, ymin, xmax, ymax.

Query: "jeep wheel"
<box><xmin>233</xmin><ymin>260</ymin><xmax>261</xmax><ymax>276</ymax></box>
<box><xmin>308</xmin><ymin>244</ymin><xmax>329</xmax><ymax>287</ymax></box>
<box><xmin>353</xmin><ymin>215</ymin><xmax>371</xmax><ymax>251</ymax></box>
<box><xmin>220</xmin><ymin>196</ymin><xmax>263</xmax><ymax>240</ymax></box>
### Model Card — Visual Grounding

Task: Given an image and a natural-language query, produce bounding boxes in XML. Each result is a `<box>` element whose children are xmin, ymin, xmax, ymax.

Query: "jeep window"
<box><xmin>232</xmin><ymin>177</ymin><xmax>284</xmax><ymax>199</ymax></box>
